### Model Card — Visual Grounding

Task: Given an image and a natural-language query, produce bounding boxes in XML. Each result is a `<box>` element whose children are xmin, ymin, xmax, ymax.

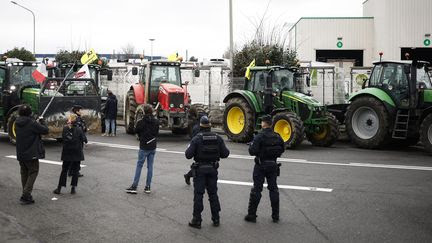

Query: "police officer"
<box><xmin>184</xmin><ymin>111</ymin><xmax>207</xmax><ymax>185</ymax></box>
<box><xmin>244</xmin><ymin>115</ymin><xmax>285</xmax><ymax>223</ymax></box>
<box><xmin>185</xmin><ymin>116</ymin><xmax>230</xmax><ymax>229</ymax></box>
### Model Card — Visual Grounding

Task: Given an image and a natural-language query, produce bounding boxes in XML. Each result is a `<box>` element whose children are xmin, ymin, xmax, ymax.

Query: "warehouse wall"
<box><xmin>289</xmin><ymin>17</ymin><xmax>375</xmax><ymax>65</ymax></box>
<box><xmin>363</xmin><ymin>0</ymin><xmax>432</xmax><ymax>61</ymax></box>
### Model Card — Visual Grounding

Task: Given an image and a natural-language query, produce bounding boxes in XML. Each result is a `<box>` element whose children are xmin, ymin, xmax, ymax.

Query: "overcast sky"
<box><xmin>0</xmin><ymin>0</ymin><xmax>363</xmax><ymax>59</ymax></box>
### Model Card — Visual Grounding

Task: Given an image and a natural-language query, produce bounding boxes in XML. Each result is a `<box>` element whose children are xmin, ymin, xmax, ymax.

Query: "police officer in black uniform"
<box><xmin>244</xmin><ymin>115</ymin><xmax>285</xmax><ymax>223</ymax></box>
<box><xmin>185</xmin><ymin>116</ymin><xmax>230</xmax><ymax>229</ymax></box>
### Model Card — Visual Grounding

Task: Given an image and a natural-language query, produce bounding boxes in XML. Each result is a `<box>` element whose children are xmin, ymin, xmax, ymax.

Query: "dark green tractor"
<box><xmin>342</xmin><ymin>60</ymin><xmax>432</xmax><ymax>153</ymax></box>
<box><xmin>223</xmin><ymin>66</ymin><xmax>339</xmax><ymax>149</ymax></box>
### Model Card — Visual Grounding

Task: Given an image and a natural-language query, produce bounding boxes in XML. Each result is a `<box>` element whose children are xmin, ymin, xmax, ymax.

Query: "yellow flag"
<box><xmin>167</xmin><ymin>52</ymin><xmax>178</xmax><ymax>61</ymax></box>
<box><xmin>81</xmin><ymin>49</ymin><xmax>98</xmax><ymax>65</ymax></box>
<box><xmin>245</xmin><ymin>59</ymin><xmax>256</xmax><ymax>80</ymax></box>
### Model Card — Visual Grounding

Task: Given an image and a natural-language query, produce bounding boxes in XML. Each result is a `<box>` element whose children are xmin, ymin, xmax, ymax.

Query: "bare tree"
<box><xmin>121</xmin><ymin>43</ymin><xmax>135</xmax><ymax>59</ymax></box>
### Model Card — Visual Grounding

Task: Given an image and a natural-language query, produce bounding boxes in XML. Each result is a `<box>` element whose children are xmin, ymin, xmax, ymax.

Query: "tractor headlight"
<box><xmin>179</xmin><ymin>104</ymin><xmax>184</xmax><ymax>108</ymax></box>
<box><xmin>388</xmin><ymin>85</ymin><xmax>393</xmax><ymax>91</ymax></box>
<box><xmin>10</xmin><ymin>85</ymin><xmax>16</xmax><ymax>91</ymax></box>
<box><xmin>170</xmin><ymin>104</ymin><xmax>174</xmax><ymax>108</ymax></box>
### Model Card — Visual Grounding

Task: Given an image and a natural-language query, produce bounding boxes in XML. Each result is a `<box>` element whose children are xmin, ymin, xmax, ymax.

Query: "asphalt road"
<box><xmin>1</xmin><ymin>129</ymin><xmax>432</xmax><ymax>243</ymax></box>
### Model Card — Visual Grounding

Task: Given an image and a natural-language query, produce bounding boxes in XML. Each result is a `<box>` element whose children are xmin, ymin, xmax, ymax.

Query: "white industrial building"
<box><xmin>288</xmin><ymin>0</ymin><xmax>432</xmax><ymax>104</ymax></box>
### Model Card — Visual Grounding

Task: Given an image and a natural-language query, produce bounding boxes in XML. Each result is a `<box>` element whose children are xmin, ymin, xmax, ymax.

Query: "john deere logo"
<box><xmin>424</xmin><ymin>39</ymin><xmax>431</xmax><ymax>47</ymax></box>
<box><xmin>337</xmin><ymin>41</ymin><xmax>343</xmax><ymax>48</ymax></box>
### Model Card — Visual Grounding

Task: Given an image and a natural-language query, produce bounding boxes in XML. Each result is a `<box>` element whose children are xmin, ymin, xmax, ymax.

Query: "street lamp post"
<box><xmin>229</xmin><ymin>0</ymin><xmax>234</xmax><ymax>83</ymax></box>
<box><xmin>11</xmin><ymin>1</ymin><xmax>35</xmax><ymax>54</ymax></box>
<box><xmin>149</xmin><ymin>38</ymin><xmax>155</xmax><ymax>61</ymax></box>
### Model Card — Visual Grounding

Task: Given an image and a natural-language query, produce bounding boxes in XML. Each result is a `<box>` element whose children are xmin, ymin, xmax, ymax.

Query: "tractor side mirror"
<box><xmin>132</xmin><ymin>67</ymin><xmax>138</xmax><ymax>76</ymax></box>
<box><xmin>306</xmin><ymin>76</ymin><xmax>311</xmax><ymax>87</ymax></box>
<box><xmin>418</xmin><ymin>82</ymin><xmax>427</xmax><ymax>90</ymax></box>
<box><xmin>107</xmin><ymin>70</ymin><xmax>113</xmax><ymax>81</ymax></box>
<box><xmin>194</xmin><ymin>69</ymin><xmax>200</xmax><ymax>78</ymax></box>
<box><xmin>362</xmin><ymin>78</ymin><xmax>368</xmax><ymax>89</ymax></box>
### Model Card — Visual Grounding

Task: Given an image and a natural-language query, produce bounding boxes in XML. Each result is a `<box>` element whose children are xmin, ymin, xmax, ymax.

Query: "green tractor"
<box><xmin>0</xmin><ymin>60</ymin><xmax>102</xmax><ymax>143</ymax></box>
<box><xmin>223</xmin><ymin>66</ymin><xmax>339</xmax><ymax>148</ymax></box>
<box><xmin>342</xmin><ymin>60</ymin><xmax>432</xmax><ymax>153</ymax></box>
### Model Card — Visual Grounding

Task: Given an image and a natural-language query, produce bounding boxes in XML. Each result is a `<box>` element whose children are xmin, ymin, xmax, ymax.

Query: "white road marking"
<box><xmin>218</xmin><ymin>179</ymin><xmax>333</xmax><ymax>192</ymax></box>
<box><xmin>87</xmin><ymin>141</ymin><xmax>432</xmax><ymax>172</ymax></box>
<box><xmin>5</xmin><ymin>155</ymin><xmax>87</xmax><ymax>167</ymax></box>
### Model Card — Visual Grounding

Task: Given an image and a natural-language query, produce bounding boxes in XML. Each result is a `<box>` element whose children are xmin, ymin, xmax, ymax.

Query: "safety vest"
<box><xmin>195</xmin><ymin>132</ymin><xmax>220</xmax><ymax>163</ymax></box>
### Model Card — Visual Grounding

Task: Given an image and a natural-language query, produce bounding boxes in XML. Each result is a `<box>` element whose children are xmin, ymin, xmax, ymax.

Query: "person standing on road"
<box><xmin>53</xmin><ymin>114</ymin><xmax>87</xmax><ymax>195</ymax></box>
<box><xmin>244</xmin><ymin>115</ymin><xmax>285</xmax><ymax>223</ymax></box>
<box><xmin>103</xmin><ymin>90</ymin><xmax>117</xmax><ymax>136</ymax></box>
<box><xmin>184</xmin><ymin>110</ymin><xmax>207</xmax><ymax>185</ymax></box>
<box><xmin>68</xmin><ymin>105</ymin><xmax>87</xmax><ymax>177</ymax></box>
<box><xmin>126</xmin><ymin>105</ymin><xmax>159</xmax><ymax>194</ymax></box>
<box><xmin>15</xmin><ymin>105</ymin><xmax>49</xmax><ymax>204</ymax></box>
<box><xmin>185</xmin><ymin>116</ymin><xmax>230</xmax><ymax>229</ymax></box>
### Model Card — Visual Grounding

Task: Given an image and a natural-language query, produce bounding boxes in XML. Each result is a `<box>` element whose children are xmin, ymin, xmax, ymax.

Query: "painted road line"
<box><xmin>5</xmin><ymin>155</ymin><xmax>87</xmax><ymax>167</ymax></box>
<box><xmin>218</xmin><ymin>179</ymin><xmax>333</xmax><ymax>192</ymax></box>
<box><xmin>87</xmin><ymin>141</ymin><xmax>432</xmax><ymax>172</ymax></box>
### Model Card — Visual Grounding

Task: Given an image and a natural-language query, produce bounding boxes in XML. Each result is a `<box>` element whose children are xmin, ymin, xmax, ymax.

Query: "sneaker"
<box><xmin>184</xmin><ymin>174</ymin><xmax>191</xmax><ymax>185</ymax></box>
<box><xmin>125</xmin><ymin>186</ymin><xmax>137</xmax><ymax>194</ymax></box>
<box><xmin>53</xmin><ymin>188</ymin><xmax>61</xmax><ymax>194</ymax></box>
<box><xmin>102</xmin><ymin>133</ymin><xmax>108</xmax><ymax>137</ymax></box>
<box><xmin>20</xmin><ymin>196</ymin><xmax>35</xmax><ymax>205</ymax></box>
<box><xmin>144</xmin><ymin>186</ymin><xmax>151</xmax><ymax>194</ymax></box>
<box><xmin>244</xmin><ymin>214</ymin><xmax>257</xmax><ymax>223</ymax></box>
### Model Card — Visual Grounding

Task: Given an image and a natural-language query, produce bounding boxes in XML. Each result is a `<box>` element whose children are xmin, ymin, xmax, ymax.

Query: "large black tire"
<box><xmin>190</xmin><ymin>103</ymin><xmax>209</xmax><ymax>119</ymax></box>
<box><xmin>125</xmin><ymin>90</ymin><xmax>137</xmax><ymax>134</ymax></box>
<box><xmin>223</xmin><ymin>98</ymin><xmax>255</xmax><ymax>143</ymax></box>
<box><xmin>7</xmin><ymin>111</ymin><xmax>19</xmax><ymax>144</ymax></box>
<box><xmin>272</xmin><ymin>112</ymin><xmax>304</xmax><ymax>149</ymax></box>
<box><xmin>307</xmin><ymin>113</ymin><xmax>339</xmax><ymax>147</ymax></box>
<box><xmin>345</xmin><ymin>97</ymin><xmax>391</xmax><ymax>149</ymax></box>
<box><xmin>420</xmin><ymin>113</ymin><xmax>432</xmax><ymax>154</ymax></box>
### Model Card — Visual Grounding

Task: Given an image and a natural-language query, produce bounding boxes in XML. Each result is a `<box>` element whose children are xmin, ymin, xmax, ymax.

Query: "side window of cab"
<box><xmin>0</xmin><ymin>68</ymin><xmax>5</xmax><ymax>91</ymax></box>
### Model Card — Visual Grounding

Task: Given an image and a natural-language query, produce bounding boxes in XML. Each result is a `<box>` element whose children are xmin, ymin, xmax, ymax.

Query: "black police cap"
<box><xmin>261</xmin><ymin>115</ymin><xmax>272</xmax><ymax>123</ymax></box>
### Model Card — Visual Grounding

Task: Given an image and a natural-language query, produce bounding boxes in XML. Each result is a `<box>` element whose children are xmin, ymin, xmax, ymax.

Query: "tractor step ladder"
<box><xmin>392</xmin><ymin>109</ymin><xmax>410</xmax><ymax>139</ymax></box>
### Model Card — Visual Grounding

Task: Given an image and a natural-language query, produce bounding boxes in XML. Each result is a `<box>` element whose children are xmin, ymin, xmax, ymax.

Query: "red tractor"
<box><xmin>125</xmin><ymin>60</ymin><xmax>199</xmax><ymax>136</ymax></box>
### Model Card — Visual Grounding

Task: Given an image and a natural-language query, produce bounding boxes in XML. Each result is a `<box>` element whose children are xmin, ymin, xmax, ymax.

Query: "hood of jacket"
<box><xmin>15</xmin><ymin>116</ymin><xmax>33</xmax><ymax>127</ymax></box>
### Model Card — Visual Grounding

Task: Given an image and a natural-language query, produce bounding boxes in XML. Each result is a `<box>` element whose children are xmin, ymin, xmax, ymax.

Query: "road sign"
<box><xmin>337</xmin><ymin>41</ymin><xmax>343</xmax><ymax>48</ymax></box>
<box><xmin>424</xmin><ymin>39</ymin><xmax>431</xmax><ymax>47</ymax></box>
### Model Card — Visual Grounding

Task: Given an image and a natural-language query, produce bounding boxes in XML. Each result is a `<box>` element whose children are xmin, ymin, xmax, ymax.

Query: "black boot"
<box><xmin>244</xmin><ymin>214</ymin><xmax>257</xmax><ymax>223</ymax></box>
<box><xmin>271</xmin><ymin>197</ymin><xmax>279</xmax><ymax>223</ymax></box>
<box><xmin>188</xmin><ymin>218</ymin><xmax>201</xmax><ymax>229</ymax></box>
<box><xmin>184</xmin><ymin>174</ymin><xmax>191</xmax><ymax>185</ymax></box>
<box><xmin>20</xmin><ymin>195</ymin><xmax>35</xmax><ymax>205</ymax></box>
<box><xmin>53</xmin><ymin>186</ymin><xmax>61</xmax><ymax>194</ymax></box>
<box><xmin>71</xmin><ymin>186</ymin><xmax>76</xmax><ymax>194</ymax></box>
<box><xmin>212</xmin><ymin>217</ymin><xmax>220</xmax><ymax>227</ymax></box>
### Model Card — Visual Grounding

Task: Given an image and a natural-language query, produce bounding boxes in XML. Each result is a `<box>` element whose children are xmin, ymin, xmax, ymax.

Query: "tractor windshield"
<box><xmin>41</xmin><ymin>79</ymin><xmax>98</xmax><ymax>97</ymax></box>
<box><xmin>273</xmin><ymin>69</ymin><xmax>295</xmax><ymax>91</ymax></box>
<box><xmin>150</xmin><ymin>66</ymin><xmax>181</xmax><ymax>86</ymax></box>
<box><xmin>10</xmin><ymin>65</ymin><xmax>38</xmax><ymax>85</ymax></box>
<box><xmin>417</xmin><ymin>66</ymin><xmax>432</xmax><ymax>88</ymax></box>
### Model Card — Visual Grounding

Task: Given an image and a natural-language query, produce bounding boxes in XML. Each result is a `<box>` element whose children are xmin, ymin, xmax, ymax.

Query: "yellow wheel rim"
<box><xmin>313</xmin><ymin>126</ymin><xmax>328</xmax><ymax>140</ymax></box>
<box><xmin>274</xmin><ymin>119</ymin><xmax>292</xmax><ymax>142</ymax></box>
<box><xmin>12</xmin><ymin>122</ymin><xmax>16</xmax><ymax>138</ymax></box>
<box><xmin>226</xmin><ymin>107</ymin><xmax>245</xmax><ymax>134</ymax></box>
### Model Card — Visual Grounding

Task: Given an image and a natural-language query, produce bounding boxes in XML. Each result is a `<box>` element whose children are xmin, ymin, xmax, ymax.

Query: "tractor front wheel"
<box><xmin>125</xmin><ymin>90</ymin><xmax>137</xmax><ymax>134</ymax></box>
<box><xmin>272</xmin><ymin>112</ymin><xmax>304</xmax><ymax>149</ymax></box>
<box><xmin>7</xmin><ymin>111</ymin><xmax>19</xmax><ymax>144</ymax></box>
<box><xmin>307</xmin><ymin>113</ymin><xmax>339</xmax><ymax>147</ymax></box>
<box><xmin>345</xmin><ymin>97</ymin><xmax>390</xmax><ymax>149</ymax></box>
<box><xmin>223</xmin><ymin>98</ymin><xmax>255</xmax><ymax>142</ymax></box>
<box><xmin>420</xmin><ymin>113</ymin><xmax>432</xmax><ymax>154</ymax></box>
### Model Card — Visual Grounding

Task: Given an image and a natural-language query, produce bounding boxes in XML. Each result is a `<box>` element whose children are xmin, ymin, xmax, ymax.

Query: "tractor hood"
<box><xmin>281</xmin><ymin>91</ymin><xmax>322</xmax><ymax>106</ymax></box>
<box><xmin>159</xmin><ymin>83</ymin><xmax>184</xmax><ymax>94</ymax></box>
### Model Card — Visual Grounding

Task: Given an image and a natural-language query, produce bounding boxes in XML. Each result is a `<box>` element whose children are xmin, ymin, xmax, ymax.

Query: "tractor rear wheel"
<box><xmin>345</xmin><ymin>97</ymin><xmax>390</xmax><ymax>149</ymax></box>
<box><xmin>272</xmin><ymin>112</ymin><xmax>304</xmax><ymax>149</ymax></box>
<box><xmin>420</xmin><ymin>113</ymin><xmax>432</xmax><ymax>154</ymax></box>
<box><xmin>125</xmin><ymin>90</ymin><xmax>137</xmax><ymax>134</ymax></box>
<box><xmin>7</xmin><ymin>111</ymin><xmax>19</xmax><ymax>144</ymax></box>
<box><xmin>223</xmin><ymin>98</ymin><xmax>255</xmax><ymax>142</ymax></box>
<box><xmin>307</xmin><ymin>113</ymin><xmax>339</xmax><ymax>147</ymax></box>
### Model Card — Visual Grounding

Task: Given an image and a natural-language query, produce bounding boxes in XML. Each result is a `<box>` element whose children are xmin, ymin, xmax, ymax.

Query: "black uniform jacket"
<box><xmin>249</xmin><ymin>128</ymin><xmax>285</xmax><ymax>161</ymax></box>
<box><xmin>185</xmin><ymin>128</ymin><xmax>230</xmax><ymax>161</ymax></box>
<box><xmin>15</xmin><ymin>116</ymin><xmax>49</xmax><ymax>161</ymax></box>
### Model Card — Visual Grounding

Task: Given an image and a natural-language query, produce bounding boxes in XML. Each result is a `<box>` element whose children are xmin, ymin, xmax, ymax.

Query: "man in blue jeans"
<box><xmin>126</xmin><ymin>105</ymin><xmax>159</xmax><ymax>194</ymax></box>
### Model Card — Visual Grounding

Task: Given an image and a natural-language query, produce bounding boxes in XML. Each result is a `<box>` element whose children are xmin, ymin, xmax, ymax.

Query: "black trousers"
<box><xmin>58</xmin><ymin>161</ymin><xmax>80</xmax><ymax>187</ymax></box>
<box><xmin>193</xmin><ymin>166</ymin><xmax>220</xmax><ymax>221</ymax></box>
<box><xmin>19</xmin><ymin>159</ymin><xmax>39</xmax><ymax>197</ymax></box>
<box><xmin>248</xmin><ymin>163</ymin><xmax>279</xmax><ymax>218</ymax></box>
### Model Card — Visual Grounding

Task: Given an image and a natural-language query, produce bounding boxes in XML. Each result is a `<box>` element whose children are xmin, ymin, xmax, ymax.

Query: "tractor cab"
<box><xmin>54</xmin><ymin>63</ymin><xmax>113</xmax><ymax>89</ymax></box>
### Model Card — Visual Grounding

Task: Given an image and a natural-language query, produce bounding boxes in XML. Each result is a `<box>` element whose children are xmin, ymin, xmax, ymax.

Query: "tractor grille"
<box><xmin>169</xmin><ymin>93</ymin><xmax>184</xmax><ymax>108</ymax></box>
<box><xmin>298</xmin><ymin>102</ymin><xmax>310</xmax><ymax>121</ymax></box>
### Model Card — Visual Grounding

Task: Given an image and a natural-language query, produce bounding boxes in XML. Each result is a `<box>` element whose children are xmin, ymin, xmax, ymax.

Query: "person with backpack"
<box><xmin>68</xmin><ymin>105</ymin><xmax>87</xmax><ymax>177</ymax></box>
<box><xmin>53</xmin><ymin>114</ymin><xmax>87</xmax><ymax>195</ymax></box>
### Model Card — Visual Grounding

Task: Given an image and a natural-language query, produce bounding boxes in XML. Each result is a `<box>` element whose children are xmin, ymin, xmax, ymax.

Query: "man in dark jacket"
<box><xmin>68</xmin><ymin>105</ymin><xmax>86</xmax><ymax>177</ymax></box>
<box><xmin>53</xmin><ymin>114</ymin><xmax>87</xmax><ymax>195</ymax></box>
<box><xmin>185</xmin><ymin>116</ymin><xmax>230</xmax><ymax>229</ymax></box>
<box><xmin>103</xmin><ymin>90</ymin><xmax>117</xmax><ymax>136</ymax></box>
<box><xmin>184</xmin><ymin>111</ymin><xmax>207</xmax><ymax>185</ymax></box>
<box><xmin>244</xmin><ymin>115</ymin><xmax>285</xmax><ymax>223</ymax></box>
<box><xmin>15</xmin><ymin>105</ymin><xmax>49</xmax><ymax>204</ymax></box>
<box><xmin>126</xmin><ymin>105</ymin><xmax>159</xmax><ymax>194</ymax></box>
